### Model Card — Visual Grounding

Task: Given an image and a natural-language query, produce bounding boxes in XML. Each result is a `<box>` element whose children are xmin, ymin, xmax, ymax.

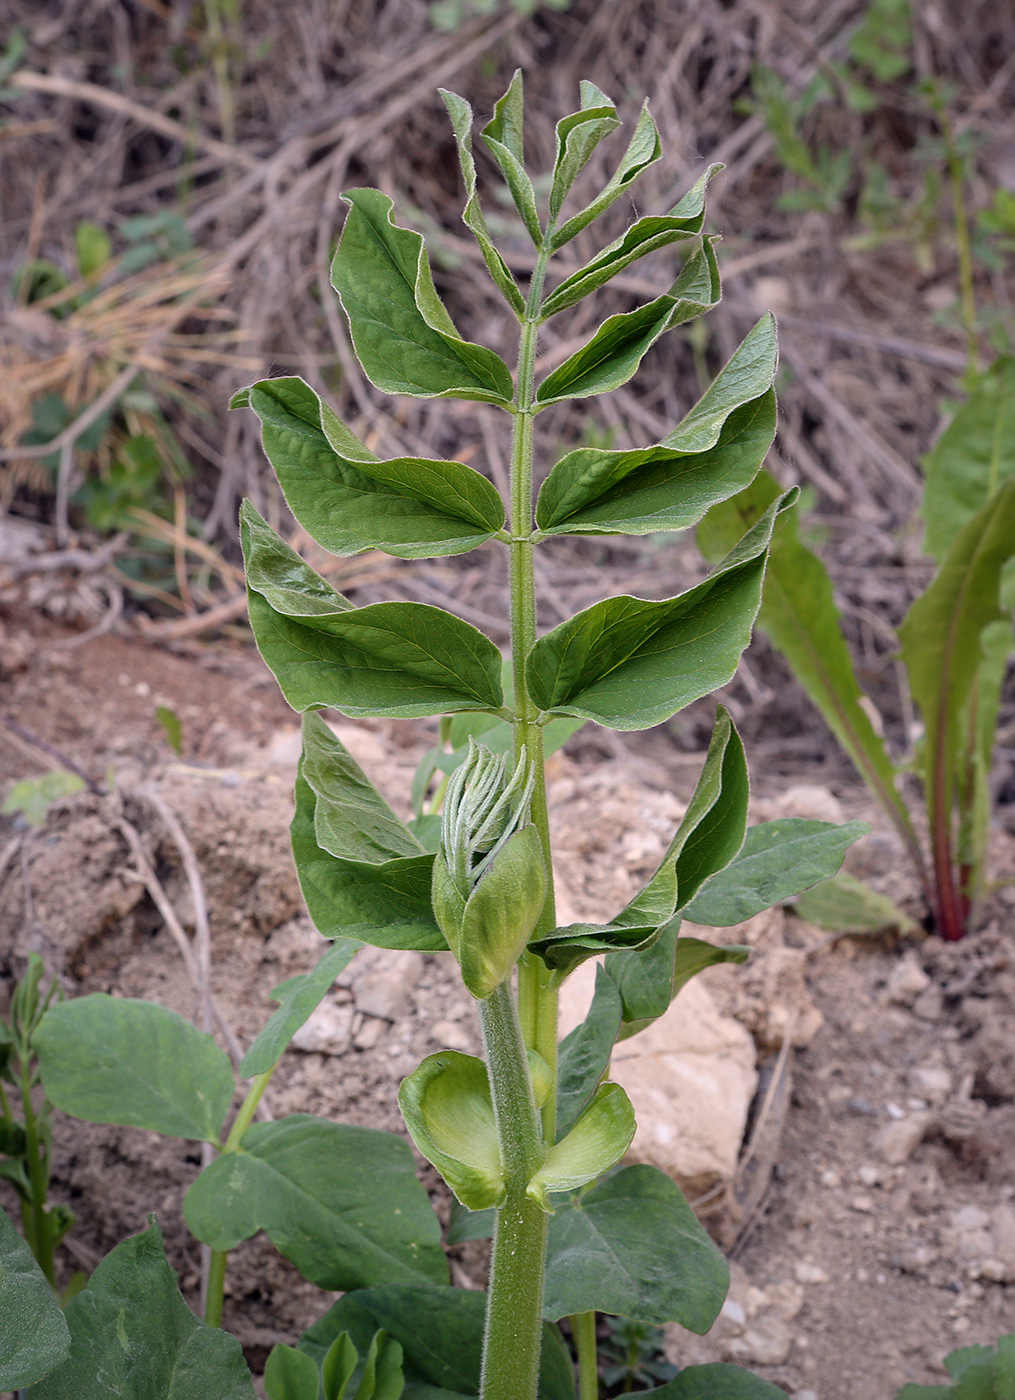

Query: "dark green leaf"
<box><xmin>921</xmin><ymin>356</ymin><xmax>1015</xmax><ymax>563</ymax></box>
<box><xmin>242</xmin><ymin>501</ymin><xmax>505</xmax><ymax>719</ymax></box>
<box><xmin>527</xmin><ymin>491</ymin><xmax>797</xmax><ymax>730</ymax></box>
<box><xmin>543</xmin><ymin>1164</ymin><xmax>727</xmax><ymax>1330</ymax></box>
<box><xmin>605</xmin><ymin>919</ymin><xmax>682</xmax><ymax>1028</ymax></box>
<box><xmin>480</xmin><ymin>71</ymin><xmax>542</xmax><ymax>246</ymax></box>
<box><xmin>30</xmin><ymin>1219</ymin><xmax>255</xmax><ymax>1400</ymax></box>
<box><xmin>292</xmin><ymin>768</ymin><xmax>444</xmax><ymax>951</ymax></box>
<box><xmin>299</xmin><ymin>1287</ymin><xmax>574</xmax><ymax>1400</ymax></box>
<box><xmin>332</xmin><ymin>189</ymin><xmax>513</xmax><ymax>403</ymax></box>
<box><xmin>35</xmin><ymin>996</ymin><xmax>234</xmax><ymax>1143</ymax></box>
<box><xmin>241</xmin><ymin>938</ymin><xmax>362</xmax><ymax>1077</ymax></box>
<box><xmin>527</xmin><ymin>921</ymin><xmax>659</xmax><ymax>981</ymax></box>
<box><xmin>184</xmin><ymin>1115</ymin><xmax>447</xmax><ymax>1290</ymax></box>
<box><xmin>265</xmin><ymin>1345</ymin><xmax>321</xmax><ymax>1400</ymax></box>
<box><xmin>0</xmin><ymin>1203</ymin><xmax>70</xmax><ymax>1390</ymax></box>
<box><xmin>642</xmin><ymin>1363</ymin><xmax>789</xmax><ymax>1398</ymax></box>
<box><xmin>351</xmin><ymin>1329</ymin><xmax>404</xmax><ymax>1400</ymax></box>
<box><xmin>241</xmin><ymin>377</ymin><xmax>505</xmax><ymax>559</ymax></box>
<box><xmin>792</xmin><ymin>870</ymin><xmax>918</xmax><ymax>935</ymax></box>
<box><xmin>541</xmin><ymin>165</ymin><xmax>720</xmax><ymax>315</ymax></box>
<box><xmin>443</xmin><ymin>1200</ymin><xmax>494</xmax><ymax>1246</ymax></box>
<box><xmin>550</xmin><ymin>101</ymin><xmax>662</xmax><ymax>248</ymax></box>
<box><xmin>683</xmin><ymin>818</ymin><xmax>870</xmax><ymax>926</ymax></box>
<box><xmin>535</xmin><ymin>239</ymin><xmax>720</xmax><ymax>405</ymax></box>
<box><xmin>555</xmin><ymin>965</ymin><xmax>623</xmax><ymax>1140</ymax></box>
<box><xmin>440</xmin><ymin>89</ymin><xmax>525</xmax><ymax>314</ymax></box>
<box><xmin>548</xmin><ymin>82</ymin><xmax>621</xmax><ymax>225</ymax></box>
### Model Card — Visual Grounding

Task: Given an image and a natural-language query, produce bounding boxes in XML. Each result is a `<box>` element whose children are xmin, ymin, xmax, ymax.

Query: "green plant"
<box><xmin>894</xmin><ymin>1331</ymin><xmax>1015</xmax><ymax>1398</ymax></box>
<box><xmin>428</xmin><ymin>0</ymin><xmax>570</xmax><ymax>32</ymax></box>
<box><xmin>699</xmin><ymin>354</ymin><xmax>1015</xmax><ymax>942</ymax></box>
<box><xmin>4</xmin><ymin>77</ymin><xmax>868</xmax><ymax>1399</ymax></box>
<box><xmin>598</xmin><ymin>1316</ymin><xmax>677</xmax><ymax>1394</ymax></box>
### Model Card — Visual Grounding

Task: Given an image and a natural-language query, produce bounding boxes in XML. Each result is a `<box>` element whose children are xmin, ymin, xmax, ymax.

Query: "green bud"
<box><xmin>433</xmin><ymin>742</ymin><xmax>547</xmax><ymax>999</ymax></box>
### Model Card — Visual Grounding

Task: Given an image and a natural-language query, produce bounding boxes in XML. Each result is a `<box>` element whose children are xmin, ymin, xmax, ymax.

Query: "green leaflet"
<box><xmin>332</xmin><ymin>188</ymin><xmax>513</xmax><ymax>403</ymax></box>
<box><xmin>440</xmin><ymin>89</ymin><xmax>525</xmax><ymax>315</ymax></box>
<box><xmin>526</xmin><ymin>491</ymin><xmax>797</xmax><ymax>730</ymax></box>
<box><xmin>34</xmin><ymin>995</ymin><xmax>234</xmax><ymax>1144</ymax></box>
<box><xmin>298</xmin><ymin>1287</ymin><xmax>575</xmax><ymax>1400</ymax></box>
<box><xmin>792</xmin><ymin>870</ymin><xmax>918</xmax><ymax>935</ymax></box>
<box><xmin>0</xmin><ymin>1203</ymin><xmax>70</xmax><ymax>1390</ymax></box>
<box><xmin>241</xmin><ymin>501</ymin><xmax>505</xmax><ymax>719</ymax></box>
<box><xmin>264</xmin><ymin>1345</ymin><xmax>321</xmax><ymax>1400</ymax></box>
<box><xmin>292</xmin><ymin>766</ymin><xmax>444</xmax><ymax>951</ymax></box>
<box><xmin>540</xmin><ymin>164</ymin><xmax>721</xmax><ymax>316</ymax></box>
<box><xmin>550</xmin><ymin>101</ymin><xmax>662</xmax><ymax>249</ymax></box>
<box><xmin>480</xmin><ymin>70</ymin><xmax>542</xmax><ymax>246</ymax></box>
<box><xmin>184</xmin><ymin>1114</ymin><xmax>448</xmax><ymax>1289</ymax></box>
<box><xmin>921</xmin><ymin>356</ymin><xmax>1015</xmax><ymax>562</ymax></box>
<box><xmin>536</xmin><ymin>315</ymin><xmax>776</xmax><ymax>534</ymax></box>
<box><xmin>606</xmin><ymin>925</ymin><xmax>749</xmax><ymax>1035</ymax></box>
<box><xmin>898</xmin><ymin>480</ymin><xmax>1015</xmax><ymax>875</ymax></box>
<box><xmin>542</xmin><ymin>1164</ymin><xmax>727</xmax><ymax>1331</ymax></box>
<box><xmin>547</xmin><ymin>80</ymin><xmax>621</xmax><ymax>226</ymax></box>
<box><xmin>29</xmin><ymin>1220</ymin><xmax>255</xmax><ymax>1400</ymax></box>
<box><xmin>699</xmin><ymin>472</ymin><xmax>918</xmax><ymax>858</ymax></box>
<box><xmin>527</xmin><ymin>920</ymin><xmax>660</xmax><ymax>982</ymax></box>
<box><xmin>241</xmin><ymin>377</ymin><xmax>504</xmax><ymax>559</ymax></box>
<box><xmin>535</xmin><ymin>238</ymin><xmax>720</xmax><ymax>405</ymax></box>
<box><xmin>682</xmin><ymin>818</ymin><xmax>870</xmax><ymax>926</ymax></box>
<box><xmin>241</xmin><ymin>938</ymin><xmax>361</xmax><ymax>1078</ymax></box>
<box><xmin>398</xmin><ymin>1051</ymin><xmax>505</xmax><ymax>1210</ymax></box>
<box><xmin>554</xmin><ymin>965</ymin><xmax>623</xmax><ymax>1140</ymax></box>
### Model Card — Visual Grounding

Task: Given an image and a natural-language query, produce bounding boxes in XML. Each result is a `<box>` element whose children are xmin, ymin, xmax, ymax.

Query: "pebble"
<box><xmin>873</xmin><ymin>1112</ymin><xmax>933</xmax><ymax>1165</ymax></box>
<box><xmin>353</xmin><ymin>1015</ymin><xmax>384</xmax><ymax>1050</ymax></box>
<box><xmin>909</xmin><ymin>1064</ymin><xmax>952</xmax><ymax>1104</ymax></box>
<box><xmin>726</xmin><ymin>1316</ymin><xmax>793</xmax><ymax>1367</ymax></box>
<box><xmin>820</xmin><ymin>1168</ymin><xmax>841</xmax><ymax>1188</ymax></box>
<box><xmin>912</xmin><ymin>986</ymin><xmax>944</xmax><ymax>1021</ymax></box>
<box><xmin>850</xmin><ymin>1194</ymin><xmax>875</xmax><ymax>1213</ymax></box>
<box><xmin>794</xmin><ymin>1262</ymin><xmax>829</xmax><ymax>1285</ymax></box>
<box><xmin>897</xmin><ymin>1242</ymin><xmax>939</xmax><ymax>1274</ymax></box>
<box><xmin>431</xmin><ymin>1019</ymin><xmax>473</xmax><ymax>1051</ymax></box>
<box><xmin>290</xmin><ymin>1000</ymin><xmax>353</xmax><ymax>1054</ymax></box>
<box><xmin>353</xmin><ymin>950</ymin><xmax>425</xmax><ymax>1020</ymax></box>
<box><xmin>980</xmin><ymin>1258</ymin><xmax>1008</xmax><ymax>1283</ymax></box>
<box><xmin>857</xmin><ymin>1164</ymin><xmax>881</xmax><ymax>1187</ymax></box>
<box><xmin>885</xmin><ymin>952</ymin><xmax>930</xmax><ymax>1005</ymax></box>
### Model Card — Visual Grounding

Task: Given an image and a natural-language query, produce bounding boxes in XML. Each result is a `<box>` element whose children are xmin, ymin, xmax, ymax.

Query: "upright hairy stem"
<box><xmin>20</xmin><ymin>1065</ymin><xmax>55</xmax><ymax>1288</ymax></box>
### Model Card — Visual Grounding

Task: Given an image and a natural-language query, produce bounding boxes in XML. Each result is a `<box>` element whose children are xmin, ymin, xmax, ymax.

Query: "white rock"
<box><xmin>872</xmin><ymin>1112</ymin><xmax>933</xmax><ymax>1165</ymax></box>
<box><xmin>773</xmin><ymin>784</ymin><xmax>844</xmax><ymax>825</ymax></box>
<box><xmin>980</xmin><ymin>1258</ymin><xmax>1008</xmax><ymax>1283</ymax></box>
<box><xmin>353</xmin><ymin>1015</ymin><xmax>384</xmax><ymax>1050</ymax></box>
<box><xmin>353</xmin><ymin>949</ymin><xmax>425</xmax><ymax>1020</ymax></box>
<box><xmin>885</xmin><ymin>952</ymin><xmax>930</xmax><ymax>1005</ymax></box>
<box><xmin>431</xmin><ymin>1019</ymin><xmax>473</xmax><ymax>1051</ymax></box>
<box><xmin>290</xmin><ymin>1000</ymin><xmax>354</xmax><ymax>1054</ymax></box>
<box><xmin>909</xmin><ymin>1064</ymin><xmax>952</xmax><ymax>1104</ymax></box>
<box><xmin>560</xmin><ymin>965</ymin><xmax>757</xmax><ymax>1195</ymax></box>
<box><xmin>725</xmin><ymin>1316</ymin><xmax>793</xmax><ymax>1366</ymax></box>
<box><xmin>990</xmin><ymin>1205</ymin><xmax>1015</xmax><ymax>1271</ymax></box>
<box><xmin>951</xmin><ymin>1205</ymin><xmax>991</xmax><ymax>1231</ymax></box>
<box><xmin>794</xmin><ymin>1262</ymin><xmax>829</xmax><ymax>1285</ymax></box>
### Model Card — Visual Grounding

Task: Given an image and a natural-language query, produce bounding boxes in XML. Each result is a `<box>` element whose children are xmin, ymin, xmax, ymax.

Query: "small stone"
<box><xmin>353</xmin><ymin>1015</ymin><xmax>384</xmax><ymax>1050</ymax></box>
<box><xmin>794</xmin><ymin>1262</ymin><xmax>829</xmax><ymax>1285</ymax></box>
<box><xmin>990</xmin><ymin>1205</ymin><xmax>1015</xmax><ymax>1271</ymax></box>
<box><xmin>898</xmin><ymin>1242</ymin><xmax>939</xmax><ymax>1275</ymax></box>
<box><xmin>858</xmin><ymin>1164</ymin><xmax>881</xmax><ymax>1187</ymax></box>
<box><xmin>951</xmin><ymin>1204</ymin><xmax>991</xmax><ymax>1231</ymax></box>
<box><xmin>820</xmin><ymin>1168</ymin><xmax>841</xmax><ymax>1189</ymax></box>
<box><xmin>796</xmin><ymin>1390</ymin><xmax>819</xmax><ymax>1400</ymax></box>
<box><xmin>980</xmin><ymin>1258</ymin><xmax>1008</xmax><ymax>1283</ymax></box>
<box><xmin>885</xmin><ymin>952</ymin><xmax>930</xmax><ymax>1006</ymax></box>
<box><xmin>721</xmin><ymin>1298</ymin><xmax>747</xmax><ymax>1328</ymax></box>
<box><xmin>909</xmin><ymin>1065</ymin><xmax>953</xmax><ymax>1104</ymax></box>
<box><xmin>353</xmin><ymin>950</ymin><xmax>425</xmax><ymax>1020</ymax></box>
<box><xmin>873</xmin><ymin>1112</ymin><xmax>933</xmax><ymax>1165</ymax></box>
<box><xmin>850</xmin><ymin>1194</ymin><xmax>875</xmax><ymax>1213</ymax></box>
<box><xmin>887</xmin><ymin>1101</ymin><xmax>907</xmax><ymax>1120</ymax></box>
<box><xmin>912</xmin><ymin>986</ymin><xmax>944</xmax><ymax>1021</ymax></box>
<box><xmin>952</xmin><ymin>1316</ymin><xmax>971</xmax><ymax>1335</ymax></box>
<box><xmin>774</xmin><ymin>784</ymin><xmax>844</xmax><ymax>825</ymax></box>
<box><xmin>431</xmin><ymin>1019</ymin><xmax>473</xmax><ymax>1051</ymax></box>
<box><xmin>290</xmin><ymin>1000</ymin><xmax>354</xmax><ymax>1055</ymax></box>
<box><xmin>725</xmin><ymin>1316</ymin><xmax>793</xmax><ymax>1367</ymax></box>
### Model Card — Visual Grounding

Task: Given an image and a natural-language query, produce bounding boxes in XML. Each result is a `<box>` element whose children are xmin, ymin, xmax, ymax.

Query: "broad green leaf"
<box><xmin>30</xmin><ymin>1219</ymin><xmax>255</xmax><ymax>1400</ymax></box>
<box><xmin>2</xmin><ymin>769</ymin><xmax>85</xmax><ymax>827</ymax></box>
<box><xmin>242</xmin><ymin>502</ymin><xmax>505</xmax><ymax>719</ymax></box>
<box><xmin>547</xmin><ymin>82</ymin><xmax>620</xmax><ymax>225</ymax></box>
<box><xmin>241</xmin><ymin>938</ymin><xmax>361</xmax><ymax>1077</ymax></box>
<box><xmin>242</xmin><ymin>377</ymin><xmax>504</xmax><ymax>559</ymax></box>
<box><xmin>480</xmin><ymin>70</ymin><xmax>542</xmax><ymax>246</ymax></box>
<box><xmin>922</xmin><ymin>356</ymin><xmax>1015</xmax><ymax>562</ymax></box>
<box><xmin>542</xmin><ymin>1164</ymin><xmax>727</xmax><ymax>1331</ymax></box>
<box><xmin>793</xmin><ymin>869</ymin><xmax>918</xmax><ymax>934</ymax></box>
<box><xmin>550</xmin><ymin>101</ymin><xmax>662</xmax><ymax>248</ymax></box>
<box><xmin>699</xmin><ymin>473</ymin><xmax>917</xmax><ymax>854</ymax></box>
<box><xmin>527</xmin><ymin>1082</ymin><xmax>636</xmax><ymax>1210</ymax></box>
<box><xmin>555</xmin><ymin>966</ymin><xmax>623</xmax><ymax>1140</ymax></box>
<box><xmin>527</xmin><ymin>920</ymin><xmax>659</xmax><ymax>982</ymax></box>
<box><xmin>540</xmin><ymin>165</ymin><xmax>720</xmax><ymax>316</ymax></box>
<box><xmin>265</xmin><ymin>1345</ymin><xmax>320</xmax><ymax>1400</ymax></box>
<box><xmin>898</xmin><ymin>479</ymin><xmax>1015</xmax><ymax>879</ymax></box>
<box><xmin>397</xmin><ymin>1052</ymin><xmax>504</xmax><ymax>1210</ymax></box>
<box><xmin>666</xmin><ymin>314</ymin><xmax>778</xmax><ymax>455</ymax></box>
<box><xmin>35</xmin><ymin>996</ymin><xmax>234</xmax><ymax>1143</ymax></box>
<box><xmin>292</xmin><ymin>767</ymin><xmax>444</xmax><ymax>951</ymax></box>
<box><xmin>682</xmin><ymin>817</ymin><xmax>870</xmax><ymax>926</ymax></box>
<box><xmin>642</xmin><ymin>1363</ymin><xmax>790</xmax><ymax>1399</ymax></box>
<box><xmin>184</xmin><ymin>1114</ymin><xmax>447</xmax><ymax>1289</ymax></box>
<box><xmin>527</xmin><ymin>491</ymin><xmax>797</xmax><ymax>730</ymax></box>
<box><xmin>0</xmin><ymin>1204</ymin><xmax>70</xmax><ymax>1389</ymax></box>
<box><xmin>440</xmin><ymin>89</ymin><xmax>525</xmax><ymax>314</ymax></box>
<box><xmin>299</xmin><ymin>1286</ymin><xmax>575</xmax><ymax>1400</ymax></box>
<box><xmin>535</xmin><ymin>239</ymin><xmax>720</xmax><ymax>405</ymax></box>
<box><xmin>536</xmin><ymin>397</ymin><xmax>775</xmax><ymax>538</ymax></box>
<box><xmin>332</xmin><ymin>189</ymin><xmax>513</xmax><ymax>404</ymax></box>
<box><xmin>302</xmin><ymin>712</ymin><xmax>425</xmax><ymax>864</ymax></box>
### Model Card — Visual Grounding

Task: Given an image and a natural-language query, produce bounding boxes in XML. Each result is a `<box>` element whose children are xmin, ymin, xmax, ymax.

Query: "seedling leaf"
<box><xmin>0</xmin><ymin>1203</ymin><xmax>70</xmax><ymax>1389</ymax></box>
<box><xmin>792</xmin><ymin>869</ymin><xmax>918</xmax><ymax>935</ymax></box>
<box><xmin>265</xmin><ymin>1344</ymin><xmax>321</xmax><ymax>1400</ymax></box>
<box><xmin>241</xmin><ymin>937</ymin><xmax>362</xmax><ymax>1077</ymax></box>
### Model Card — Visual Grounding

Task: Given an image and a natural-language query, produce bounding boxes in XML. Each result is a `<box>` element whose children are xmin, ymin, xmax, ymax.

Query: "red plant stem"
<box><xmin>930</xmin><ymin>764</ymin><xmax>966</xmax><ymax>942</ymax></box>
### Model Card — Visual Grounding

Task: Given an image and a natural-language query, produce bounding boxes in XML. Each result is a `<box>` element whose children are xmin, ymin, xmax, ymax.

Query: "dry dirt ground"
<box><xmin>1</xmin><ymin>608</ymin><xmax>1014</xmax><ymax>1400</ymax></box>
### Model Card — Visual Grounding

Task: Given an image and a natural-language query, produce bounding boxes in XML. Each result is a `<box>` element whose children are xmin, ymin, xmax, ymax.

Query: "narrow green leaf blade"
<box><xmin>792</xmin><ymin>869</ymin><xmax>918</xmax><ymax>934</ymax></box>
<box><xmin>683</xmin><ymin>818</ymin><xmax>870</xmax><ymax>926</ymax></box>
<box><xmin>555</xmin><ymin>965</ymin><xmax>623</xmax><ymax>1139</ymax></box>
<box><xmin>242</xmin><ymin>502</ymin><xmax>504</xmax><ymax>719</ymax></box>
<box><xmin>550</xmin><ymin>102</ymin><xmax>662</xmax><ymax>248</ymax></box>
<box><xmin>535</xmin><ymin>239</ymin><xmax>720</xmax><ymax>405</ymax></box>
<box><xmin>480</xmin><ymin>70</ymin><xmax>542</xmax><ymax>246</ymax></box>
<box><xmin>243</xmin><ymin>377</ymin><xmax>504</xmax><ymax>559</ymax></box>
<box><xmin>323</xmin><ymin>1332</ymin><xmax>359</xmax><ymax>1400</ymax></box>
<box><xmin>29</xmin><ymin>1219</ymin><xmax>255</xmax><ymax>1400</ymax></box>
<box><xmin>291</xmin><ymin>767</ymin><xmax>444</xmax><ymax>951</ymax></box>
<box><xmin>547</xmin><ymin>85</ymin><xmax>620</xmax><ymax>225</ymax></box>
<box><xmin>332</xmin><ymin>189</ymin><xmax>513</xmax><ymax>403</ymax></box>
<box><xmin>184</xmin><ymin>1115</ymin><xmax>448</xmax><ymax>1289</ymax></box>
<box><xmin>527</xmin><ymin>491</ymin><xmax>797</xmax><ymax>730</ymax></box>
<box><xmin>35</xmin><ymin>996</ymin><xmax>234</xmax><ymax>1143</ymax></box>
<box><xmin>0</xmin><ymin>1204</ymin><xmax>70</xmax><ymax>1389</ymax></box>
<box><xmin>299</xmin><ymin>1286</ymin><xmax>575</xmax><ymax>1400</ymax></box>
<box><xmin>241</xmin><ymin>938</ymin><xmax>361</xmax><ymax>1077</ymax></box>
<box><xmin>542</xmin><ymin>1164</ymin><xmax>728</xmax><ymax>1331</ymax></box>
<box><xmin>265</xmin><ymin>1345</ymin><xmax>321</xmax><ymax>1400</ymax></box>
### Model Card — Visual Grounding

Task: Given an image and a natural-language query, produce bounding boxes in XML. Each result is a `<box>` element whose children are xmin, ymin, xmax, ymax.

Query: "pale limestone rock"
<box><xmin>909</xmin><ymin>1064</ymin><xmax>953</xmax><ymax>1104</ymax></box>
<box><xmin>885</xmin><ymin>951</ymin><xmax>930</xmax><ymax>1005</ymax></box>
<box><xmin>725</xmin><ymin>1315</ymin><xmax>793</xmax><ymax>1367</ymax></box>
<box><xmin>990</xmin><ymin>1204</ymin><xmax>1015</xmax><ymax>1272</ymax></box>
<box><xmin>559</xmin><ymin>966</ymin><xmax>758</xmax><ymax>1195</ymax></box>
<box><xmin>353</xmin><ymin>1014</ymin><xmax>385</xmax><ymax>1050</ymax></box>
<box><xmin>351</xmin><ymin>949</ymin><xmax>425</xmax><ymax>1021</ymax></box>
<box><xmin>794</xmin><ymin>1262</ymin><xmax>829</xmax><ymax>1285</ymax></box>
<box><xmin>431</xmin><ymin>1019</ymin><xmax>474</xmax><ymax>1052</ymax></box>
<box><xmin>772</xmin><ymin>784</ymin><xmax>845</xmax><ymax>825</ymax></box>
<box><xmin>872</xmin><ymin>1112</ymin><xmax>934</xmax><ymax>1165</ymax></box>
<box><xmin>290</xmin><ymin>999</ymin><xmax>354</xmax><ymax>1054</ymax></box>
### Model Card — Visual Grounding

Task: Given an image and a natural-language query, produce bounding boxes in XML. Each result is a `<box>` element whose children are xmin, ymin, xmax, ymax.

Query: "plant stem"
<box><xmin>204</xmin><ymin>1250</ymin><xmax>228</xmax><ymax>1328</ymax></box>
<box><xmin>478</xmin><ymin>983</ymin><xmax>548</xmax><ymax>1400</ymax></box>
<box><xmin>930</xmin><ymin>89</ymin><xmax>978</xmax><ymax>377</ymax></box>
<box><xmin>20</xmin><ymin>1065</ymin><xmax>55</xmax><ymax>1287</ymax></box>
<box><xmin>571</xmin><ymin>1311</ymin><xmax>599</xmax><ymax>1400</ymax></box>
